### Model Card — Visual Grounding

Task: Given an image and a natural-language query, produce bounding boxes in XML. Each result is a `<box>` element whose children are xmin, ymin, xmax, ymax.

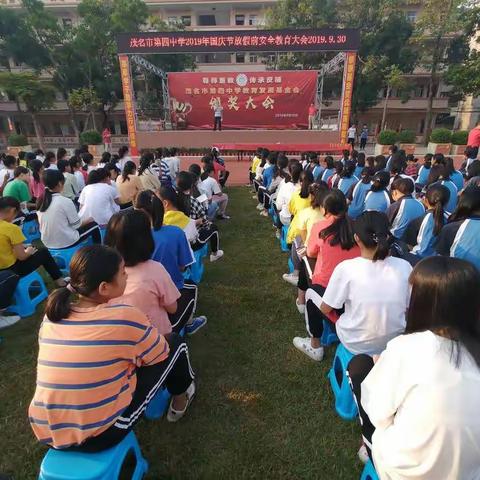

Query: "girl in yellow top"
<box><xmin>287</xmin><ymin>170</ymin><xmax>315</xmax><ymax>243</ymax></box>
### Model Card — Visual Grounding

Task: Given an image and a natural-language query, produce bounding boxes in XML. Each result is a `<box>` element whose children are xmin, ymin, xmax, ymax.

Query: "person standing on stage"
<box><xmin>308</xmin><ymin>103</ymin><xmax>318</xmax><ymax>130</ymax></box>
<box><xmin>102</xmin><ymin>127</ymin><xmax>112</xmax><ymax>152</ymax></box>
<box><xmin>213</xmin><ymin>99</ymin><xmax>223</xmax><ymax>131</ymax></box>
<box><xmin>360</xmin><ymin>124</ymin><xmax>369</xmax><ymax>150</ymax></box>
<box><xmin>347</xmin><ymin>124</ymin><xmax>357</xmax><ymax>148</ymax></box>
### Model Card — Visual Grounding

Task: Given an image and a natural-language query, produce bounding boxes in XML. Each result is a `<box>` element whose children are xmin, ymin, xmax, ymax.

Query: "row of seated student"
<box><xmin>251</xmin><ymin>146</ymin><xmax>480</xmax><ymax>478</ymax></box>
<box><xmin>0</xmin><ymin>146</ymin><xmax>229</xmax><ymax>329</ymax></box>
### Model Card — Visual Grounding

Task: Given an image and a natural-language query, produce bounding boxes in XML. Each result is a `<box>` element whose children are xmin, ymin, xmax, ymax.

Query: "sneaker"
<box><xmin>0</xmin><ymin>314</ymin><xmax>21</xmax><ymax>330</ymax></box>
<box><xmin>252</xmin><ymin>194</ymin><xmax>257</xmax><ymax>199</ymax></box>
<box><xmin>210</xmin><ymin>250</ymin><xmax>224</xmax><ymax>262</ymax></box>
<box><xmin>282</xmin><ymin>272</ymin><xmax>299</xmax><ymax>286</ymax></box>
<box><xmin>275</xmin><ymin>230</ymin><xmax>281</xmax><ymax>239</ymax></box>
<box><xmin>256</xmin><ymin>203</ymin><xmax>264</xmax><ymax>210</ymax></box>
<box><xmin>260</xmin><ymin>210</ymin><xmax>269</xmax><ymax>217</ymax></box>
<box><xmin>296</xmin><ymin>299</ymin><xmax>305</xmax><ymax>315</ymax></box>
<box><xmin>167</xmin><ymin>381</ymin><xmax>196</xmax><ymax>423</ymax></box>
<box><xmin>358</xmin><ymin>445</ymin><xmax>369</xmax><ymax>465</ymax></box>
<box><xmin>293</xmin><ymin>337</ymin><xmax>324</xmax><ymax>361</ymax></box>
<box><xmin>217</xmin><ymin>214</ymin><xmax>231</xmax><ymax>220</ymax></box>
<box><xmin>185</xmin><ymin>316</ymin><xmax>207</xmax><ymax>336</ymax></box>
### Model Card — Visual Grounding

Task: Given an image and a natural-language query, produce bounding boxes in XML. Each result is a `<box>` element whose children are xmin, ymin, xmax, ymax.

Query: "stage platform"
<box><xmin>137</xmin><ymin>129</ymin><xmax>342</xmax><ymax>151</ymax></box>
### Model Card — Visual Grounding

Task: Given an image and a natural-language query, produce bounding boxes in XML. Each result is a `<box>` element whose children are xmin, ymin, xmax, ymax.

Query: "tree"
<box><xmin>67</xmin><ymin>88</ymin><xmax>102</xmax><ymax>132</ymax></box>
<box><xmin>381</xmin><ymin>65</ymin><xmax>410</xmax><ymax>130</ymax></box>
<box><xmin>0</xmin><ymin>73</ymin><xmax>55</xmax><ymax>150</ymax></box>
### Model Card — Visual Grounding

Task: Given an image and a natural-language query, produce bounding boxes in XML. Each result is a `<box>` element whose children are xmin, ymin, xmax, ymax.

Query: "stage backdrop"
<box><xmin>168</xmin><ymin>71</ymin><xmax>318</xmax><ymax>130</ymax></box>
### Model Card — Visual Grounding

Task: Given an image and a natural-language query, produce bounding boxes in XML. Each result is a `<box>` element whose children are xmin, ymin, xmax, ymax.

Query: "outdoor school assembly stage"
<box><xmin>115</xmin><ymin>28</ymin><xmax>360</xmax><ymax>156</ymax></box>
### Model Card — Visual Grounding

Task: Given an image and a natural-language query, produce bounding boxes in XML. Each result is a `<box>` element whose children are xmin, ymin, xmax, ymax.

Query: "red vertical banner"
<box><xmin>118</xmin><ymin>55</ymin><xmax>139</xmax><ymax>156</ymax></box>
<box><xmin>339</xmin><ymin>52</ymin><xmax>356</xmax><ymax>144</ymax></box>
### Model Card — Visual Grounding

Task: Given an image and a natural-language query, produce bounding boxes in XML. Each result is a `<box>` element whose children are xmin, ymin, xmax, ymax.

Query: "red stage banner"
<box><xmin>168</xmin><ymin>71</ymin><xmax>318</xmax><ymax>130</ymax></box>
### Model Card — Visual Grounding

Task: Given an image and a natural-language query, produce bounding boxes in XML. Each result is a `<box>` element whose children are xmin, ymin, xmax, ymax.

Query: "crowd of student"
<box><xmin>250</xmin><ymin>145</ymin><xmax>480</xmax><ymax>479</ymax></box>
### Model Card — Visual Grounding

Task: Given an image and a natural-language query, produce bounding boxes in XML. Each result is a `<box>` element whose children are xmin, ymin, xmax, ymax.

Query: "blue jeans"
<box><xmin>207</xmin><ymin>202</ymin><xmax>219</xmax><ymax>221</ymax></box>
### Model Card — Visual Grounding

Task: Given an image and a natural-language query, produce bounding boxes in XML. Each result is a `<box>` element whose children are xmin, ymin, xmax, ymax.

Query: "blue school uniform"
<box><xmin>262</xmin><ymin>165</ymin><xmax>275</xmax><ymax>189</ymax></box>
<box><xmin>364</xmin><ymin>190</ymin><xmax>391</xmax><ymax>213</ymax></box>
<box><xmin>449</xmin><ymin>170</ymin><xmax>464</xmax><ymax>192</ymax></box>
<box><xmin>337</xmin><ymin>176</ymin><xmax>359</xmax><ymax>196</ymax></box>
<box><xmin>348</xmin><ymin>181</ymin><xmax>372</xmax><ymax>219</ymax></box>
<box><xmin>354</xmin><ymin>165</ymin><xmax>364</xmax><ymax>179</ymax></box>
<box><xmin>312</xmin><ymin>165</ymin><xmax>325</xmax><ymax>182</ymax></box>
<box><xmin>321</xmin><ymin>168</ymin><xmax>335</xmax><ymax>184</ymax></box>
<box><xmin>151</xmin><ymin>225</ymin><xmax>194</xmax><ymax>290</ymax></box>
<box><xmin>416</xmin><ymin>165</ymin><xmax>430</xmax><ymax>187</ymax></box>
<box><xmin>440</xmin><ymin>180</ymin><xmax>458</xmax><ymax>214</ymax></box>
<box><xmin>411</xmin><ymin>211</ymin><xmax>439</xmax><ymax>257</ymax></box>
<box><xmin>388</xmin><ymin>195</ymin><xmax>425</xmax><ymax>239</ymax></box>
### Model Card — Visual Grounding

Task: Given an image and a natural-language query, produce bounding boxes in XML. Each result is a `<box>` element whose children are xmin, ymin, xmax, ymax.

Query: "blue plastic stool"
<box><xmin>189</xmin><ymin>244</ymin><xmax>208</xmax><ymax>284</ymax></box>
<box><xmin>327</xmin><ymin>343</ymin><xmax>358</xmax><ymax>420</ymax></box>
<box><xmin>39</xmin><ymin>431</ymin><xmax>148</xmax><ymax>480</ymax></box>
<box><xmin>321</xmin><ymin>320</ymin><xmax>339</xmax><ymax>346</ymax></box>
<box><xmin>360</xmin><ymin>460</ymin><xmax>379</xmax><ymax>480</ymax></box>
<box><xmin>22</xmin><ymin>219</ymin><xmax>41</xmax><ymax>243</ymax></box>
<box><xmin>272</xmin><ymin>209</ymin><xmax>280</xmax><ymax>227</ymax></box>
<box><xmin>288</xmin><ymin>257</ymin><xmax>294</xmax><ymax>273</ymax></box>
<box><xmin>99</xmin><ymin>227</ymin><xmax>107</xmax><ymax>243</ymax></box>
<box><xmin>7</xmin><ymin>271</ymin><xmax>48</xmax><ymax>318</ymax></box>
<box><xmin>49</xmin><ymin>239</ymin><xmax>93</xmax><ymax>276</ymax></box>
<box><xmin>144</xmin><ymin>388</ymin><xmax>170</xmax><ymax>420</ymax></box>
<box><xmin>280</xmin><ymin>225</ymin><xmax>290</xmax><ymax>252</ymax></box>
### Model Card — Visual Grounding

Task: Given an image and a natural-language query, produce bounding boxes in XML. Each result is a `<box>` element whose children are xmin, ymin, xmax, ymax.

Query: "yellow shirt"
<box><xmin>288</xmin><ymin>191</ymin><xmax>311</xmax><ymax>218</ymax></box>
<box><xmin>251</xmin><ymin>155</ymin><xmax>261</xmax><ymax>174</ymax></box>
<box><xmin>287</xmin><ymin>206</ymin><xmax>324</xmax><ymax>245</ymax></box>
<box><xmin>0</xmin><ymin>220</ymin><xmax>25</xmax><ymax>269</ymax></box>
<box><xmin>163</xmin><ymin>210</ymin><xmax>190</xmax><ymax>229</ymax></box>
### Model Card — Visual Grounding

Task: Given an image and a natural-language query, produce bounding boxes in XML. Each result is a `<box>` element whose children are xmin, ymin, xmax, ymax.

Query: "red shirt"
<box><xmin>102</xmin><ymin>129</ymin><xmax>111</xmax><ymax>143</ymax></box>
<box><xmin>212</xmin><ymin>161</ymin><xmax>225</xmax><ymax>181</ymax></box>
<box><xmin>308</xmin><ymin>105</ymin><xmax>318</xmax><ymax>116</ymax></box>
<box><xmin>307</xmin><ymin>216</ymin><xmax>361</xmax><ymax>287</ymax></box>
<box><xmin>467</xmin><ymin>127</ymin><xmax>480</xmax><ymax>147</ymax></box>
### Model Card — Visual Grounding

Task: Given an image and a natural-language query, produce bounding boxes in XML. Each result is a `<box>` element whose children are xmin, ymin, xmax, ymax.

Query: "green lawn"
<box><xmin>0</xmin><ymin>187</ymin><xmax>362</xmax><ymax>479</ymax></box>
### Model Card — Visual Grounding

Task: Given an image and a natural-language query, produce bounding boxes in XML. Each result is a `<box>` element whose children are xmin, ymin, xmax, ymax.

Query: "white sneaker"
<box><xmin>358</xmin><ymin>445</ymin><xmax>369</xmax><ymax>464</ymax></box>
<box><xmin>256</xmin><ymin>203</ymin><xmax>264</xmax><ymax>210</ymax></box>
<box><xmin>260</xmin><ymin>210</ymin><xmax>269</xmax><ymax>217</ymax></box>
<box><xmin>293</xmin><ymin>337</ymin><xmax>324</xmax><ymax>361</ymax></box>
<box><xmin>0</xmin><ymin>314</ymin><xmax>21</xmax><ymax>330</ymax></box>
<box><xmin>210</xmin><ymin>250</ymin><xmax>224</xmax><ymax>262</ymax></box>
<box><xmin>282</xmin><ymin>272</ymin><xmax>299</xmax><ymax>286</ymax></box>
<box><xmin>167</xmin><ymin>381</ymin><xmax>196</xmax><ymax>423</ymax></box>
<box><xmin>275</xmin><ymin>230</ymin><xmax>281</xmax><ymax>239</ymax></box>
<box><xmin>296</xmin><ymin>299</ymin><xmax>305</xmax><ymax>315</ymax></box>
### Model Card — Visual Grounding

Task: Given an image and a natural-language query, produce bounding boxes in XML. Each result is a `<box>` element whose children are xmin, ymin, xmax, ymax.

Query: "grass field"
<box><xmin>0</xmin><ymin>187</ymin><xmax>362</xmax><ymax>479</ymax></box>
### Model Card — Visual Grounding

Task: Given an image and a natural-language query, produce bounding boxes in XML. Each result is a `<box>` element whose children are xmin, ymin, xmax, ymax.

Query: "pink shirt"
<box><xmin>29</xmin><ymin>177</ymin><xmax>45</xmax><ymax>200</ymax></box>
<box><xmin>307</xmin><ymin>216</ymin><xmax>361</xmax><ymax>287</ymax></box>
<box><xmin>111</xmin><ymin>260</ymin><xmax>180</xmax><ymax>334</ymax></box>
<box><xmin>467</xmin><ymin>127</ymin><xmax>480</xmax><ymax>147</ymax></box>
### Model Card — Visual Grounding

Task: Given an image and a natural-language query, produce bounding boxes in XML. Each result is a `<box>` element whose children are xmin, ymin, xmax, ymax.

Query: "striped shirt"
<box><xmin>29</xmin><ymin>304</ymin><xmax>169</xmax><ymax>449</ymax></box>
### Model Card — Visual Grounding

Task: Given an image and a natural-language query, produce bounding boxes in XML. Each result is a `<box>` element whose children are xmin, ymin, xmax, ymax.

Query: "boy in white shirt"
<box><xmin>200</xmin><ymin>164</ymin><xmax>229</xmax><ymax>220</ymax></box>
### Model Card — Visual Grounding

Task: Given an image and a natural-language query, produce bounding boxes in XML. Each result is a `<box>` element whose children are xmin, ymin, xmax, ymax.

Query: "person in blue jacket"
<box><xmin>388</xmin><ymin>177</ymin><xmax>425</xmax><ymax>239</ymax></box>
<box><xmin>334</xmin><ymin>160</ymin><xmax>359</xmax><ymax>195</ymax></box>
<box><xmin>444</xmin><ymin>156</ymin><xmax>464</xmax><ymax>192</ymax></box>
<box><xmin>348</xmin><ymin>167</ymin><xmax>374</xmax><ymax>219</ymax></box>
<box><xmin>306</xmin><ymin>152</ymin><xmax>324</xmax><ymax>182</ymax></box>
<box><xmin>426</xmin><ymin>164</ymin><xmax>458</xmax><ymax>214</ymax></box>
<box><xmin>262</xmin><ymin>151</ymin><xmax>277</xmax><ymax>190</ymax></box>
<box><xmin>436</xmin><ymin>185</ymin><xmax>480</xmax><ymax>270</ymax></box>
<box><xmin>321</xmin><ymin>155</ymin><xmax>335</xmax><ymax>184</ymax></box>
<box><xmin>416</xmin><ymin>153</ymin><xmax>432</xmax><ymax>189</ymax></box>
<box><xmin>363</xmin><ymin>171</ymin><xmax>391</xmax><ymax>213</ymax></box>
<box><xmin>354</xmin><ymin>152</ymin><xmax>366</xmax><ymax>179</ymax></box>
<box><xmin>405</xmin><ymin>183</ymin><xmax>450</xmax><ymax>258</ymax></box>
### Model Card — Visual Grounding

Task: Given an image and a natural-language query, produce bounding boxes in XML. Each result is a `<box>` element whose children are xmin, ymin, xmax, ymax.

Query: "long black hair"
<box><xmin>159</xmin><ymin>185</ymin><xmax>186</xmax><ymax>213</ymax></box>
<box><xmin>448</xmin><ymin>185</ymin><xmax>480</xmax><ymax>223</ymax></box>
<box><xmin>324</xmin><ymin>155</ymin><xmax>334</xmax><ymax>170</ymax></box>
<box><xmin>406</xmin><ymin>256</ymin><xmax>480</xmax><ymax>368</ymax></box>
<box><xmin>310</xmin><ymin>181</ymin><xmax>329</xmax><ymax>209</ymax></box>
<box><xmin>299</xmin><ymin>169</ymin><xmax>314</xmax><ymax>198</ymax></box>
<box><xmin>121</xmin><ymin>161</ymin><xmax>136</xmax><ymax>182</ymax></box>
<box><xmin>370</xmin><ymin>171</ymin><xmax>390</xmax><ymax>192</ymax></box>
<box><xmin>30</xmin><ymin>159</ymin><xmax>44</xmax><ymax>184</ymax></box>
<box><xmin>289</xmin><ymin>161</ymin><xmax>302</xmax><ymax>184</ymax></box>
<box><xmin>138</xmin><ymin>152</ymin><xmax>154</xmax><ymax>176</ymax></box>
<box><xmin>45</xmin><ymin>245</ymin><xmax>123</xmax><ymax>323</ymax></box>
<box><xmin>340</xmin><ymin>160</ymin><xmax>356</xmax><ymax>178</ymax></box>
<box><xmin>134</xmin><ymin>189</ymin><xmax>164</xmax><ymax>230</ymax></box>
<box><xmin>37</xmin><ymin>169</ymin><xmax>65</xmax><ymax>212</ymax></box>
<box><xmin>319</xmin><ymin>189</ymin><xmax>356</xmax><ymax>250</ymax></box>
<box><xmin>43</xmin><ymin>151</ymin><xmax>56</xmax><ymax>169</ymax></box>
<box><xmin>354</xmin><ymin>211</ymin><xmax>393</xmax><ymax>261</ymax></box>
<box><xmin>425</xmin><ymin>183</ymin><xmax>450</xmax><ymax>235</ymax></box>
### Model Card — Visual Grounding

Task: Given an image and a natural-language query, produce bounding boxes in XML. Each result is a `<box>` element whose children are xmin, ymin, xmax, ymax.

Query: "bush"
<box><xmin>451</xmin><ymin>130</ymin><xmax>468</xmax><ymax>145</ymax></box>
<box><xmin>429</xmin><ymin>128</ymin><xmax>452</xmax><ymax>144</ymax></box>
<box><xmin>7</xmin><ymin>133</ymin><xmax>28</xmax><ymax>146</ymax></box>
<box><xmin>377</xmin><ymin>130</ymin><xmax>398</xmax><ymax>145</ymax></box>
<box><xmin>80</xmin><ymin>130</ymin><xmax>102</xmax><ymax>145</ymax></box>
<box><xmin>398</xmin><ymin>130</ymin><xmax>416</xmax><ymax>144</ymax></box>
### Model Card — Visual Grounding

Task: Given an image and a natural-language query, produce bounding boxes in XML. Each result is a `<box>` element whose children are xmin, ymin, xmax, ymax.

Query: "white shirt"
<box><xmin>46</xmin><ymin>164</ymin><xmax>58</xmax><ymax>171</ymax></box>
<box><xmin>74</xmin><ymin>171</ymin><xmax>85</xmax><ymax>191</ymax></box>
<box><xmin>275</xmin><ymin>180</ymin><xmax>298</xmax><ymax>225</ymax></box>
<box><xmin>37</xmin><ymin>194</ymin><xmax>82</xmax><ymax>249</ymax></box>
<box><xmin>200</xmin><ymin>176</ymin><xmax>221</xmax><ymax>200</ymax></box>
<box><xmin>78</xmin><ymin>182</ymin><xmax>120</xmax><ymax>226</ymax></box>
<box><xmin>117</xmin><ymin>156</ymin><xmax>132</xmax><ymax>172</ymax></box>
<box><xmin>214</xmin><ymin>106</ymin><xmax>223</xmax><ymax>118</ymax></box>
<box><xmin>347</xmin><ymin>126</ymin><xmax>356</xmax><ymax>139</ymax></box>
<box><xmin>184</xmin><ymin>218</ymin><xmax>199</xmax><ymax>243</ymax></box>
<box><xmin>322</xmin><ymin>256</ymin><xmax>412</xmax><ymax>355</ymax></box>
<box><xmin>0</xmin><ymin>168</ymin><xmax>15</xmax><ymax>185</ymax></box>
<box><xmin>362</xmin><ymin>331</ymin><xmax>480</xmax><ymax>479</ymax></box>
<box><xmin>164</xmin><ymin>156</ymin><xmax>180</xmax><ymax>181</ymax></box>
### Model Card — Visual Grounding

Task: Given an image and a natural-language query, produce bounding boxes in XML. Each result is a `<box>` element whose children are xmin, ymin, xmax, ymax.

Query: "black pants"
<box><xmin>168</xmin><ymin>280</ymin><xmax>198</xmax><ymax>332</ymax></box>
<box><xmin>0</xmin><ymin>270</ymin><xmax>19</xmax><ymax>309</ymax></box>
<box><xmin>305</xmin><ymin>284</ymin><xmax>329</xmax><ymax>338</ymax></box>
<box><xmin>8</xmin><ymin>248</ymin><xmax>62</xmax><ymax>281</ymax></box>
<box><xmin>257</xmin><ymin>186</ymin><xmax>266</xmax><ymax>205</ymax></box>
<box><xmin>58</xmin><ymin>222</ymin><xmax>102</xmax><ymax>249</ymax></box>
<box><xmin>347</xmin><ymin>355</ymin><xmax>375</xmax><ymax>460</ymax></box>
<box><xmin>360</xmin><ymin>138</ymin><xmax>367</xmax><ymax>150</ymax></box>
<box><xmin>219</xmin><ymin>171</ymin><xmax>229</xmax><ymax>188</ymax></box>
<box><xmin>348</xmin><ymin>138</ymin><xmax>355</xmax><ymax>148</ymax></box>
<box><xmin>192</xmin><ymin>224</ymin><xmax>219</xmax><ymax>253</ymax></box>
<box><xmin>67</xmin><ymin>333</ymin><xmax>194</xmax><ymax>453</ymax></box>
<box><xmin>297</xmin><ymin>256</ymin><xmax>314</xmax><ymax>292</ymax></box>
<box><xmin>214</xmin><ymin>117</ymin><xmax>222</xmax><ymax>131</ymax></box>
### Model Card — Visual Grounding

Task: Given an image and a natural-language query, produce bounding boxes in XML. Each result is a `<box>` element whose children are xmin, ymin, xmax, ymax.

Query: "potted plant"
<box><xmin>80</xmin><ymin>130</ymin><xmax>103</xmax><ymax>156</ymax></box>
<box><xmin>428</xmin><ymin>128</ymin><xmax>452</xmax><ymax>155</ymax></box>
<box><xmin>450</xmin><ymin>130</ymin><xmax>468</xmax><ymax>156</ymax></box>
<box><xmin>375</xmin><ymin>130</ymin><xmax>398</xmax><ymax>155</ymax></box>
<box><xmin>7</xmin><ymin>133</ymin><xmax>31</xmax><ymax>157</ymax></box>
<box><xmin>397</xmin><ymin>130</ymin><xmax>416</xmax><ymax>154</ymax></box>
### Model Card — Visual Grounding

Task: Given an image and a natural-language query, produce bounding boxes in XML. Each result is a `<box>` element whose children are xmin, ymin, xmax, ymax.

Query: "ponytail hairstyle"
<box><xmin>299</xmin><ymin>169</ymin><xmax>314</xmax><ymax>198</ymax></box>
<box><xmin>81</xmin><ymin>153</ymin><xmax>94</xmax><ymax>171</ymax></box>
<box><xmin>333</xmin><ymin>160</ymin><xmax>344</xmax><ymax>176</ymax></box>
<box><xmin>134</xmin><ymin>189</ymin><xmax>165</xmax><ymax>230</ymax></box>
<box><xmin>423</xmin><ymin>153</ymin><xmax>433</xmax><ymax>169</ymax></box>
<box><xmin>351</xmin><ymin>149</ymin><xmax>358</xmax><ymax>162</ymax></box>
<box><xmin>433</xmin><ymin>153</ymin><xmax>445</xmax><ymax>167</ymax></box>
<box><xmin>37</xmin><ymin>169</ymin><xmax>65</xmax><ymax>212</ymax></box>
<box><xmin>443</xmin><ymin>157</ymin><xmax>456</xmax><ymax>180</ymax></box>
<box><xmin>324</xmin><ymin>155</ymin><xmax>334</xmax><ymax>170</ymax></box>
<box><xmin>86</xmin><ymin>168</ymin><xmax>106</xmax><ymax>185</ymax></box>
<box><xmin>43</xmin><ymin>151</ymin><xmax>56</xmax><ymax>169</ymax></box>
<box><xmin>320</xmin><ymin>189</ymin><xmax>356</xmax><ymax>250</ymax></box>
<box><xmin>310</xmin><ymin>181</ymin><xmax>329</xmax><ymax>209</ymax></box>
<box><xmin>361</xmin><ymin>166</ymin><xmax>375</xmax><ymax>184</ymax></box>
<box><xmin>176</xmin><ymin>171</ymin><xmax>194</xmax><ymax>215</ymax></box>
<box><xmin>426</xmin><ymin>164</ymin><xmax>445</xmax><ymax>186</ymax></box>
<box><xmin>357</xmin><ymin>152</ymin><xmax>366</xmax><ymax>167</ymax></box>
<box><xmin>158</xmin><ymin>185</ymin><xmax>182</xmax><ymax>212</ymax></box>
<box><xmin>467</xmin><ymin>160</ymin><xmax>480</xmax><ymax>180</ymax></box>
<box><xmin>69</xmin><ymin>155</ymin><xmax>81</xmax><ymax>171</ymax></box>
<box><xmin>118</xmin><ymin>145</ymin><xmax>129</xmax><ymax>159</ymax></box>
<box><xmin>448</xmin><ymin>185</ymin><xmax>480</xmax><ymax>223</ymax></box>
<box><xmin>138</xmin><ymin>152</ymin><xmax>154</xmax><ymax>176</ymax></box>
<box><xmin>289</xmin><ymin>160</ymin><xmax>303</xmax><ymax>184</ymax></box>
<box><xmin>354</xmin><ymin>211</ymin><xmax>393</xmax><ymax>261</ymax></box>
<box><xmin>45</xmin><ymin>245</ymin><xmax>123</xmax><ymax>323</ymax></box>
<box><xmin>341</xmin><ymin>160</ymin><xmax>355</xmax><ymax>178</ymax></box>
<box><xmin>370</xmin><ymin>171</ymin><xmax>390</xmax><ymax>192</ymax></box>
<box><xmin>390</xmin><ymin>155</ymin><xmax>407</xmax><ymax>176</ymax></box>
<box><xmin>57</xmin><ymin>147</ymin><xmax>67</xmax><ymax>162</ymax></box>
<box><xmin>373</xmin><ymin>155</ymin><xmax>387</xmax><ymax>172</ymax></box>
<box><xmin>121</xmin><ymin>160</ymin><xmax>136</xmax><ymax>182</ymax></box>
<box><xmin>425</xmin><ymin>183</ymin><xmax>449</xmax><ymax>235</ymax></box>
<box><xmin>273</xmin><ymin>154</ymin><xmax>289</xmax><ymax>179</ymax></box>
<box><xmin>30</xmin><ymin>159</ymin><xmax>44</xmax><ymax>184</ymax></box>
<box><xmin>366</xmin><ymin>156</ymin><xmax>375</xmax><ymax>169</ymax></box>
<box><xmin>101</xmin><ymin>151</ymin><xmax>112</xmax><ymax>165</ymax></box>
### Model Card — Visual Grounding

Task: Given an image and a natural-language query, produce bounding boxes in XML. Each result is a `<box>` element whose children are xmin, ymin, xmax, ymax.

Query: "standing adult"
<box><xmin>102</xmin><ymin>127</ymin><xmax>112</xmax><ymax>153</ymax></box>
<box><xmin>308</xmin><ymin>103</ymin><xmax>318</xmax><ymax>130</ymax></box>
<box><xmin>213</xmin><ymin>99</ymin><xmax>223</xmax><ymax>132</ymax></box>
<box><xmin>347</xmin><ymin>124</ymin><xmax>357</xmax><ymax>148</ymax></box>
<box><xmin>360</xmin><ymin>124</ymin><xmax>369</xmax><ymax>150</ymax></box>
<box><xmin>467</xmin><ymin>119</ymin><xmax>480</xmax><ymax>159</ymax></box>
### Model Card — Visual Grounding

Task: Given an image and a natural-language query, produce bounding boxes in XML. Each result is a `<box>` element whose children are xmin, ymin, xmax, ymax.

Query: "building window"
<box><xmin>414</xmin><ymin>85</ymin><xmax>425</xmax><ymax>98</ymax></box>
<box><xmin>236</xmin><ymin>53</ymin><xmax>245</xmax><ymax>63</ymax></box>
<box><xmin>62</xmin><ymin>18</ymin><xmax>72</xmax><ymax>28</ymax></box>
<box><xmin>108</xmin><ymin>121</ymin><xmax>116</xmax><ymax>134</ymax></box>
<box><xmin>267</xmin><ymin>53</ymin><xmax>276</xmax><ymax>63</ymax></box>
<box><xmin>235</xmin><ymin>14</ymin><xmax>245</xmax><ymax>26</ymax></box>
<box><xmin>249</xmin><ymin>53</ymin><xmax>258</xmax><ymax>63</ymax></box>
<box><xmin>406</xmin><ymin>11</ymin><xmax>417</xmax><ymax>23</ymax></box>
<box><xmin>119</xmin><ymin>120</ymin><xmax>128</xmax><ymax>135</ymax></box>
<box><xmin>198</xmin><ymin>15</ymin><xmax>216</xmax><ymax>26</ymax></box>
<box><xmin>181</xmin><ymin>16</ymin><xmax>191</xmax><ymax>26</ymax></box>
<box><xmin>167</xmin><ymin>16</ymin><xmax>178</xmax><ymax>25</ymax></box>
<box><xmin>249</xmin><ymin>15</ymin><xmax>258</xmax><ymax>26</ymax></box>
